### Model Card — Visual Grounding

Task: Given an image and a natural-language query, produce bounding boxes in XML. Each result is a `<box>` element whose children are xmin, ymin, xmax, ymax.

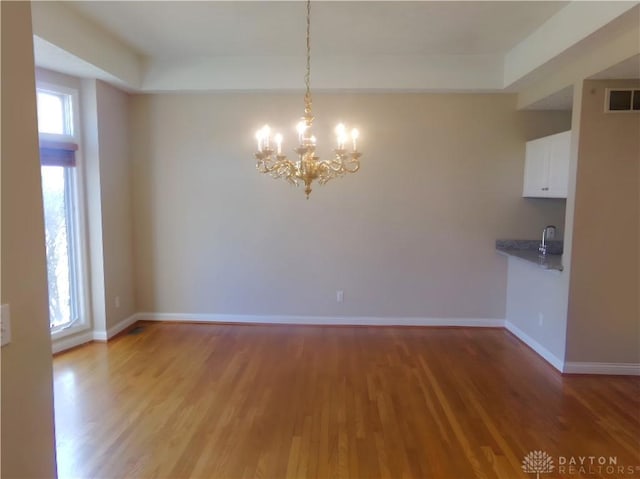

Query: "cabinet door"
<box><xmin>547</xmin><ymin>131</ymin><xmax>571</xmax><ymax>198</ymax></box>
<box><xmin>523</xmin><ymin>137</ymin><xmax>549</xmax><ymax>197</ymax></box>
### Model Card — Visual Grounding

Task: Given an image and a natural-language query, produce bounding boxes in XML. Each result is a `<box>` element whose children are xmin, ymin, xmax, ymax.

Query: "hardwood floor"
<box><xmin>53</xmin><ymin>322</ymin><xmax>640</xmax><ymax>479</ymax></box>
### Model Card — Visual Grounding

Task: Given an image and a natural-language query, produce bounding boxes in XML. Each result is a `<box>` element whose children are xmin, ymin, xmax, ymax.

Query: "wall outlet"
<box><xmin>115</xmin><ymin>296</ymin><xmax>120</xmax><ymax>309</ymax></box>
<box><xmin>336</xmin><ymin>290</ymin><xmax>344</xmax><ymax>303</ymax></box>
<box><xmin>538</xmin><ymin>313</ymin><xmax>544</xmax><ymax>326</ymax></box>
<box><xmin>1</xmin><ymin>304</ymin><xmax>12</xmax><ymax>347</ymax></box>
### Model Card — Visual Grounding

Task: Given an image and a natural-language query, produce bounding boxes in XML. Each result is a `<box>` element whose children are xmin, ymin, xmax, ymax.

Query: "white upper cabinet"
<box><xmin>523</xmin><ymin>130</ymin><xmax>571</xmax><ymax>198</ymax></box>
<box><xmin>522</xmin><ymin>137</ymin><xmax>548</xmax><ymax>196</ymax></box>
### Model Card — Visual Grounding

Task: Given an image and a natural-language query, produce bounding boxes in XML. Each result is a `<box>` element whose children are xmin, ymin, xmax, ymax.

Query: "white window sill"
<box><xmin>51</xmin><ymin>322</ymin><xmax>93</xmax><ymax>355</ymax></box>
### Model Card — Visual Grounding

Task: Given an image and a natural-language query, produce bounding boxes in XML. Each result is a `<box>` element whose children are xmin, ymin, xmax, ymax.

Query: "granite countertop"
<box><xmin>496</xmin><ymin>239</ymin><xmax>564</xmax><ymax>272</ymax></box>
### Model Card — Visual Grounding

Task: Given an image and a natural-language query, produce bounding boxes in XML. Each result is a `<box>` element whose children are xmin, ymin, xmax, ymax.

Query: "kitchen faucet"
<box><xmin>539</xmin><ymin>225</ymin><xmax>557</xmax><ymax>255</ymax></box>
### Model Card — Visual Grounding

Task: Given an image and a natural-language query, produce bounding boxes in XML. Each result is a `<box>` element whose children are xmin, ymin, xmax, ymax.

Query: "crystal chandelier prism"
<box><xmin>254</xmin><ymin>0</ymin><xmax>362</xmax><ymax>199</ymax></box>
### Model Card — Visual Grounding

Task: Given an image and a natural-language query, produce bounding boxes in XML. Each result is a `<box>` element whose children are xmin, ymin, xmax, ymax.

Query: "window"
<box><xmin>605</xmin><ymin>89</ymin><xmax>640</xmax><ymax>112</ymax></box>
<box><xmin>36</xmin><ymin>84</ymin><xmax>88</xmax><ymax>336</ymax></box>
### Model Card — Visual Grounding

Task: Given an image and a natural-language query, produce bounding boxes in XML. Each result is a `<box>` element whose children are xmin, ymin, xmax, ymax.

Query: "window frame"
<box><xmin>37</xmin><ymin>81</ymin><xmax>91</xmax><ymax>340</ymax></box>
<box><xmin>604</xmin><ymin>88</ymin><xmax>640</xmax><ymax>113</ymax></box>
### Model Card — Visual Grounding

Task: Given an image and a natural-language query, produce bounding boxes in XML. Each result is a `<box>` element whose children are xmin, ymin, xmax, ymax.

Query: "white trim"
<box><xmin>504</xmin><ymin>321</ymin><xmax>565</xmax><ymax>372</ymax></box>
<box><xmin>59</xmin><ymin>313</ymin><xmax>640</xmax><ymax>376</ymax></box>
<box><xmin>563</xmin><ymin>362</ymin><xmax>640</xmax><ymax>376</ymax></box>
<box><xmin>52</xmin><ymin>314</ymin><xmax>139</xmax><ymax>354</ymax></box>
<box><xmin>604</xmin><ymin>88</ymin><xmax>640</xmax><ymax>113</ymax></box>
<box><xmin>51</xmin><ymin>330</ymin><xmax>93</xmax><ymax>354</ymax></box>
<box><xmin>51</xmin><ymin>322</ymin><xmax>91</xmax><ymax>340</ymax></box>
<box><xmin>133</xmin><ymin>312</ymin><xmax>504</xmax><ymax>328</ymax></box>
<box><xmin>92</xmin><ymin>314</ymin><xmax>138</xmax><ymax>342</ymax></box>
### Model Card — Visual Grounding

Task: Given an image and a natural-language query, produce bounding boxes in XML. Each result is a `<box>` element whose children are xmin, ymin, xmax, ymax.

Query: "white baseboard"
<box><xmin>52</xmin><ymin>330</ymin><xmax>94</xmax><ymax>355</ymax></box>
<box><xmin>134</xmin><ymin>312</ymin><xmax>505</xmax><ymax>328</ymax></box>
<box><xmin>92</xmin><ymin>314</ymin><xmax>139</xmax><ymax>342</ymax></box>
<box><xmin>53</xmin><ymin>315</ymin><xmax>139</xmax><ymax>354</ymax></box>
<box><xmin>55</xmin><ymin>313</ymin><xmax>639</xmax><ymax>376</ymax></box>
<box><xmin>563</xmin><ymin>362</ymin><xmax>640</xmax><ymax>376</ymax></box>
<box><xmin>504</xmin><ymin>321</ymin><xmax>565</xmax><ymax>372</ymax></box>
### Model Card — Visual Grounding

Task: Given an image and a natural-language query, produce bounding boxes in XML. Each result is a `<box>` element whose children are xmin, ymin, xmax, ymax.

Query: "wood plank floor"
<box><xmin>53</xmin><ymin>322</ymin><xmax>640</xmax><ymax>479</ymax></box>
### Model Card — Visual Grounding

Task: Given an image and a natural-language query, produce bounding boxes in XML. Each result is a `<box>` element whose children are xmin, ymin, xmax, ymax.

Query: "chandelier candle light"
<box><xmin>254</xmin><ymin>0</ymin><xmax>362</xmax><ymax>199</ymax></box>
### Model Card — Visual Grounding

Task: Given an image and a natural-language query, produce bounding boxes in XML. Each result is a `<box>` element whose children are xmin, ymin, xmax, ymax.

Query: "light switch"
<box><xmin>1</xmin><ymin>304</ymin><xmax>11</xmax><ymax>346</ymax></box>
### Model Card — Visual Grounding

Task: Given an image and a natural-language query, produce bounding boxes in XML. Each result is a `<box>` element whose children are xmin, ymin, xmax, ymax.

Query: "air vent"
<box><xmin>605</xmin><ymin>89</ymin><xmax>640</xmax><ymax>112</ymax></box>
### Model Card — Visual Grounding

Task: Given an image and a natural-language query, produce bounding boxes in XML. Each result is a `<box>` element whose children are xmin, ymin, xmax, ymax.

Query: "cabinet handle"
<box><xmin>541</xmin><ymin>187</ymin><xmax>549</xmax><ymax>191</ymax></box>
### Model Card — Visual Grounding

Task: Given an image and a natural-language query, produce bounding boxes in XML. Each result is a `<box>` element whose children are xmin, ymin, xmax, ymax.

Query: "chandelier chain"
<box><xmin>304</xmin><ymin>0</ymin><xmax>312</xmax><ymax>117</ymax></box>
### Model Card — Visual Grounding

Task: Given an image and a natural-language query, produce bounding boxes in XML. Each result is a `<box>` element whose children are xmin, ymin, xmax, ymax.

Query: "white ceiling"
<box><xmin>65</xmin><ymin>1</ymin><xmax>567</xmax><ymax>58</ymax></box>
<box><xmin>32</xmin><ymin>1</ymin><xmax>640</xmax><ymax>108</ymax></box>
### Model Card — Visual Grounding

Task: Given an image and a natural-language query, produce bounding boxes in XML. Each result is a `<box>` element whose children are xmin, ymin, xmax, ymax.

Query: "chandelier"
<box><xmin>254</xmin><ymin>0</ymin><xmax>361</xmax><ymax>199</ymax></box>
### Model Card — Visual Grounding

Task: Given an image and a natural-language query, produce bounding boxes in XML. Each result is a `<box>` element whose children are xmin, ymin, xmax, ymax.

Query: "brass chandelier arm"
<box><xmin>256</xmin><ymin>148</ymin><xmax>361</xmax><ymax>197</ymax></box>
<box><xmin>344</xmin><ymin>161</ymin><xmax>360</xmax><ymax>174</ymax></box>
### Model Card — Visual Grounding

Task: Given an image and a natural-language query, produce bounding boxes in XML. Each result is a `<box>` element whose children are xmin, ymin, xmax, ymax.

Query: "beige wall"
<box><xmin>566</xmin><ymin>79</ymin><xmax>640</xmax><ymax>363</ymax></box>
<box><xmin>131</xmin><ymin>92</ymin><xmax>570</xmax><ymax>319</ymax></box>
<box><xmin>1</xmin><ymin>2</ymin><xmax>57</xmax><ymax>477</ymax></box>
<box><xmin>83</xmin><ymin>78</ymin><xmax>137</xmax><ymax>334</ymax></box>
<box><xmin>96</xmin><ymin>81</ymin><xmax>136</xmax><ymax>329</ymax></box>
